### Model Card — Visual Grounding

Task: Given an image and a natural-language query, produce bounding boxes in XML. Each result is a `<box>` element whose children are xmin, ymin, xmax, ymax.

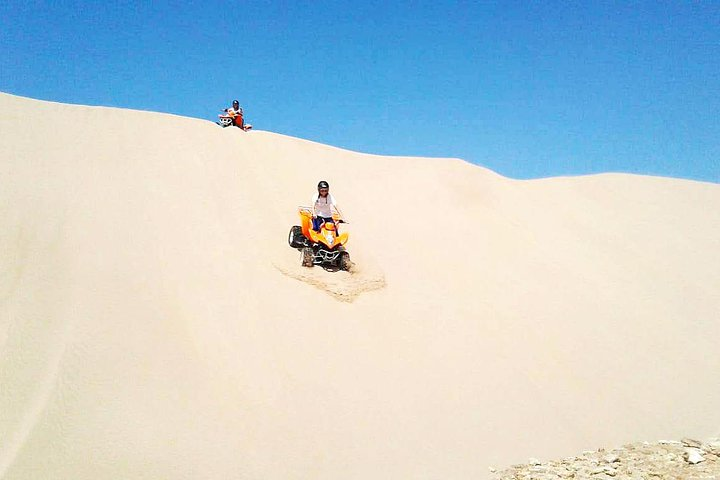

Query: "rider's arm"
<box><xmin>336</xmin><ymin>207</ymin><xmax>346</xmax><ymax>220</ymax></box>
<box><xmin>311</xmin><ymin>193</ymin><xmax>319</xmax><ymax>217</ymax></box>
<box><xmin>330</xmin><ymin>195</ymin><xmax>345</xmax><ymax>220</ymax></box>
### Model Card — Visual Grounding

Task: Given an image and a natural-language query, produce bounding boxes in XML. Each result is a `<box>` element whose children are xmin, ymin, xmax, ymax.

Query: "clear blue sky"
<box><xmin>1</xmin><ymin>1</ymin><xmax>718</xmax><ymax>182</ymax></box>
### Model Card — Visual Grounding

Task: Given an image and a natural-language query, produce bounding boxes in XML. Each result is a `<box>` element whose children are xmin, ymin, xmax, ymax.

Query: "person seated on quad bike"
<box><xmin>224</xmin><ymin>100</ymin><xmax>246</xmax><ymax>129</ymax></box>
<box><xmin>312</xmin><ymin>181</ymin><xmax>343</xmax><ymax>231</ymax></box>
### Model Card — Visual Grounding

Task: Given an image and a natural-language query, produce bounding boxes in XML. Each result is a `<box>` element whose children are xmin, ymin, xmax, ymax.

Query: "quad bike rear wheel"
<box><xmin>301</xmin><ymin>247</ymin><xmax>314</xmax><ymax>267</ymax></box>
<box><xmin>288</xmin><ymin>226</ymin><xmax>305</xmax><ymax>248</ymax></box>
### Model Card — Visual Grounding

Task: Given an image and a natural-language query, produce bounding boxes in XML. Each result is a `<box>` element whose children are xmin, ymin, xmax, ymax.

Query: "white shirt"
<box><xmin>312</xmin><ymin>193</ymin><xmax>337</xmax><ymax>218</ymax></box>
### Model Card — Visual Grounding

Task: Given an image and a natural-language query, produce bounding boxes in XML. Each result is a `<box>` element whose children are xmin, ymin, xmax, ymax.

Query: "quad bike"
<box><xmin>217</xmin><ymin>110</ymin><xmax>252</xmax><ymax>131</ymax></box>
<box><xmin>288</xmin><ymin>207</ymin><xmax>351</xmax><ymax>271</ymax></box>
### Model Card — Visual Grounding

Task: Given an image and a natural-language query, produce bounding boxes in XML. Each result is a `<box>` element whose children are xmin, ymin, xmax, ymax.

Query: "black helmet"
<box><xmin>317</xmin><ymin>181</ymin><xmax>329</xmax><ymax>189</ymax></box>
<box><xmin>232</xmin><ymin>100</ymin><xmax>239</xmax><ymax>107</ymax></box>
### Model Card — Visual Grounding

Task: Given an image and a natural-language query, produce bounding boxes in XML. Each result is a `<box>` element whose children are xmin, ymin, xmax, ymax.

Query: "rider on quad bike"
<box><xmin>288</xmin><ymin>181</ymin><xmax>352</xmax><ymax>270</ymax></box>
<box><xmin>312</xmin><ymin>181</ymin><xmax>338</xmax><ymax>231</ymax></box>
<box><xmin>217</xmin><ymin>100</ymin><xmax>252</xmax><ymax>131</ymax></box>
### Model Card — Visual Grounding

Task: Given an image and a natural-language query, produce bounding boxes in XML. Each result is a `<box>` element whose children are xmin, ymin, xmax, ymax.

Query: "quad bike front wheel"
<box><xmin>288</xmin><ymin>226</ymin><xmax>306</xmax><ymax>248</ymax></box>
<box><xmin>338</xmin><ymin>251</ymin><xmax>352</xmax><ymax>271</ymax></box>
<box><xmin>301</xmin><ymin>247</ymin><xmax>314</xmax><ymax>267</ymax></box>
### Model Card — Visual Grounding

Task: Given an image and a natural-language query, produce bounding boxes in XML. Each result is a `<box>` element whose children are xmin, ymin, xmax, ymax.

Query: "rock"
<box><xmin>681</xmin><ymin>437</ymin><xmax>703</xmax><ymax>448</ymax></box>
<box><xmin>697</xmin><ymin>438</ymin><xmax>720</xmax><ymax>456</ymax></box>
<box><xmin>488</xmin><ymin>466</ymin><xmax>497</xmax><ymax>473</ymax></box>
<box><xmin>528</xmin><ymin>465</ymin><xmax>548</xmax><ymax>471</ymax></box>
<box><xmin>603</xmin><ymin>454</ymin><xmax>620</xmax><ymax>464</ymax></box>
<box><xmin>528</xmin><ymin>458</ymin><xmax>541</xmax><ymax>465</ymax></box>
<box><xmin>684</xmin><ymin>447</ymin><xmax>705</xmax><ymax>464</ymax></box>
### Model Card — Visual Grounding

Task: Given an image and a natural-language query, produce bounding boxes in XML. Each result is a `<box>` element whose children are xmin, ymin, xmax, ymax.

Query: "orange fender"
<box><xmin>337</xmin><ymin>232</ymin><xmax>349</xmax><ymax>245</ymax></box>
<box><xmin>299</xmin><ymin>207</ymin><xmax>313</xmax><ymax>239</ymax></box>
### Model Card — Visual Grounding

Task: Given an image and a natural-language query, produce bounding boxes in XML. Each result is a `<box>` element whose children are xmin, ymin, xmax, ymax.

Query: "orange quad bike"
<box><xmin>217</xmin><ymin>109</ymin><xmax>252</xmax><ymax>131</ymax></box>
<box><xmin>288</xmin><ymin>207</ymin><xmax>351</xmax><ymax>270</ymax></box>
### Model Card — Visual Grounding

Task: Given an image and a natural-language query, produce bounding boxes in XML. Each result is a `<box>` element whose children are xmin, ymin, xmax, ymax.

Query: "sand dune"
<box><xmin>1</xmin><ymin>92</ymin><xmax>718</xmax><ymax>479</ymax></box>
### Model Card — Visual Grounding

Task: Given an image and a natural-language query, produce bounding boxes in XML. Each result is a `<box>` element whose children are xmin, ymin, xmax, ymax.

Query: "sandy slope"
<box><xmin>0</xmin><ymin>92</ymin><xmax>718</xmax><ymax>479</ymax></box>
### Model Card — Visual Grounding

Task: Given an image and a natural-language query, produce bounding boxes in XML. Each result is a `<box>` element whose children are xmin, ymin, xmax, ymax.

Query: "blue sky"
<box><xmin>1</xmin><ymin>1</ymin><xmax>718</xmax><ymax>182</ymax></box>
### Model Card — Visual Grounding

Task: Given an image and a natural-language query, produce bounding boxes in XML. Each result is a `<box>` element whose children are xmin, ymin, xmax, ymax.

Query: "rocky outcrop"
<box><xmin>492</xmin><ymin>438</ymin><xmax>720</xmax><ymax>479</ymax></box>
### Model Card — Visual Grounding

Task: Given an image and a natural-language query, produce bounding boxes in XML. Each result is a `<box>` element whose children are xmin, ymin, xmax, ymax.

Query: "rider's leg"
<box><xmin>313</xmin><ymin>217</ymin><xmax>334</xmax><ymax>232</ymax></box>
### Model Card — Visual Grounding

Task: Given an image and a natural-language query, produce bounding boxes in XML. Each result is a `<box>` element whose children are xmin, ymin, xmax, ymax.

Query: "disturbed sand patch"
<box><xmin>274</xmin><ymin>260</ymin><xmax>385</xmax><ymax>302</ymax></box>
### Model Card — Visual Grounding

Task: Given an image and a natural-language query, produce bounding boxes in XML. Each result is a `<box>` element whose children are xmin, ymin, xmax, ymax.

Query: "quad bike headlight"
<box><xmin>325</xmin><ymin>232</ymin><xmax>334</xmax><ymax>244</ymax></box>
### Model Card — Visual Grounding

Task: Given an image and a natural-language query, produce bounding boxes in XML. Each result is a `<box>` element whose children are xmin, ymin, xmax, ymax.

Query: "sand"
<box><xmin>1</xmin><ymin>92</ymin><xmax>718</xmax><ymax>479</ymax></box>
